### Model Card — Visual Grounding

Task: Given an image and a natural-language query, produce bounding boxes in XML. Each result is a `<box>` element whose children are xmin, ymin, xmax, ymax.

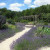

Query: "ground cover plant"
<box><xmin>14</xmin><ymin>38</ymin><xmax>50</xmax><ymax>50</ymax></box>
<box><xmin>13</xmin><ymin>24</ymin><xmax>50</xmax><ymax>50</ymax></box>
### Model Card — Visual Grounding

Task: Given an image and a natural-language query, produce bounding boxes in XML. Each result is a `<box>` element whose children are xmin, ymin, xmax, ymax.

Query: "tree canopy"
<box><xmin>0</xmin><ymin>4</ymin><xmax>50</xmax><ymax>23</ymax></box>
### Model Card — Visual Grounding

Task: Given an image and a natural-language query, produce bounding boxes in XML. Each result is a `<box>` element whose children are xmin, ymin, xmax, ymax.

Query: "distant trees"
<box><xmin>0</xmin><ymin>4</ymin><xmax>50</xmax><ymax>24</ymax></box>
<box><xmin>5</xmin><ymin>11</ymin><xmax>16</xmax><ymax>19</ymax></box>
<box><xmin>41</xmin><ymin>13</ymin><xmax>50</xmax><ymax>23</ymax></box>
<box><xmin>0</xmin><ymin>4</ymin><xmax>50</xmax><ymax>17</ymax></box>
<box><xmin>22</xmin><ymin>8</ymin><xmax>34</xmax><ymax>16</ymax></box>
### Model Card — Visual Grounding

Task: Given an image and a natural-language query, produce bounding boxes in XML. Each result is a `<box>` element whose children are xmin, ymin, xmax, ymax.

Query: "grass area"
<box><xmin>35</xmin><ymin>27</ymin><xmax>50</xmax><ymax>37</ymax></box>
<box><xmin>27</xmin><ymin>22</ymin><xmax>34</xmax><ymax>25</ymax></box>
<box><xmin>0</xmin><ymin>24</ymin><xmax>19</xmax><ymax>42</ymax></box>
<box><xmin>8</xmin><ymin>24</ymin><xmax>16</xmax><ymax>29</ymax></box>
<box><xmin>14</xmin><ymin>38</ymin><xmax>50</xmax><ymax>50</ymax></box>
<box><xmin>20</xmin><ymin>20</ymin><xmax>29</xmax><ymax>23</ymax></box>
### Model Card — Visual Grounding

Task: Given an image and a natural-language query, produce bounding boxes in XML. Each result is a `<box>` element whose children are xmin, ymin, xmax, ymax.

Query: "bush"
<box><xmin>44</xmin><ymin>22</ymin><xmax>48</xmax><ymax>25</ymax></box>
<box><xmin>46</xmin><ymin>13</ymin><xmax>50</xmax><ymax>22</ymax></box>
<box><xmin>8</xmin><ymin>24</ymin><xmax>16</xmax><ymax>29</ymax></box>
<box><xmin>35</xmin><ymin>27</ymin><xmax>43</xmax><ymax>37</ymax></box>
<box><xmin>14</xmin><ymin>40</ymin><xmax>30</xmax><ymax>50</ymax></box>
<box><xmin>14</xmin><ymin>39</ymin><xmax>50</xmax><ymax>50</ymax></box>
<box><xmin>0</xmin><ymin>15</ymin><xmax>6</xmax><ymax>29</ymax></box>
<box><xmin>1</xmin><ymin>24</ymin><xmax>8</xmax><ymax>29</ymax></box>
<box><xmin>35</xmin><ymin>26</ymin><xmax>50</xmax><ymax>37</ymax></box>
<box><xmin>7</xmin><ymin>18</ymin><xmax>15</xmax><ymax>25</ymax></box>
<box><xmin>20</xmin><ymin>20</ymin><xmax>29</xmax><ymax>23</ymax></box>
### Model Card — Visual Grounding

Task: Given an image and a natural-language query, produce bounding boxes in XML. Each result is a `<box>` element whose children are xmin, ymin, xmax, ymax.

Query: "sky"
<box><xmin>0</xmin><ymin>0</ymin><xmax>50</xmax><ymax>11</ymax></box>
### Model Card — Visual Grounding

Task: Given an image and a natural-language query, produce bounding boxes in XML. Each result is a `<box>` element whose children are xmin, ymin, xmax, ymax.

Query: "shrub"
<box><xmin>44</xmin><ymin>22</ymin><xmax>48</xmax><ymax>25</ymax></box>
<box><xmin>20</xmin><ymin>20</ymin><xmax>29</xmax><ymax>23</ymax></box>
<box><xmin>8</xmin><ymin>24</ymin><xmax>16</xmax><ymax>29</ymax></box>
<box><xmin>35</xmin><ymin>27</ymin><xmax>43</xmax><ymax>37</ymax></box>
<box><xmin>0</xmin><ymin>15</ymin><xmax>6</xmax><ymax>29</ymax></box>
<box><xmin>35</xmin><ymin>26</ymin><xmax>50</xmax><ymax>37</ymax></box>
<box><xmin>7</xmin><ymin>18</ymin><xmax>15</xmax><ymax>25</ymax></box>
<box><xmin>14</xmin><ymin>39</ymin><xmax>50</xmax><ymax>50</ymax></box>
<box><xmin>46</xmin><ymin>13</ymin><xmax>50</xmax><ymax>22</ymax></box>
<box><xmin>14</xmin><ymin>40</ymin><xmax>30</xmax><ymax>50</ymax></box>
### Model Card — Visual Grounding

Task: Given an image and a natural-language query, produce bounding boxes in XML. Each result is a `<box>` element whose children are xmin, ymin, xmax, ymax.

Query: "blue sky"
<box><xmin>0</xmin><ymin>0</ymin><xmax>50</xmax><ymax>11</ymax></box>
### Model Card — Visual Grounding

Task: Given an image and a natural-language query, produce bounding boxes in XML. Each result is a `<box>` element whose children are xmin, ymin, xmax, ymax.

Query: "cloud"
<box><xmin>9</xmin><ymin>3</ymin><xmax>24</xmax><ymax>7</ymax></box>
<box><xmin>29</xmin><ymin>5</ymin><xmax>37</xmax><ymax>8</ymax></box>
<box><xmin>29</xmin><ymin>0</ymin><xmax>50</xmax><ymax>8</ymax></box>
<box><xmin>9</xmin><ymin>7</ymin><xmax>21</xmax><ymax>11</ymax></box>
<box><xmin>9</xmin><ymin>3</ymin><xmax>24</xmax><ymax>11</ymax></box>
<box><xmin>24</xmin><ymin>0</ymin><xmax>32</xmax><ymax>4</ymax></box>
<box><xmin>33</xmin><ymin>0</ymin><xmax>50</xmax><ymax>6</ymax></box>
<box><xmin>0</xmin><ymin>3</ymin><xmax>6</xmax><ymax>6</ymax></box>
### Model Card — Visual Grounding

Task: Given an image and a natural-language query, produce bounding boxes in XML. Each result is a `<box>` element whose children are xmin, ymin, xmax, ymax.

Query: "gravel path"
<box><xmin>38</xmin><ymin>46</ymin><xmax>50</xmax><ymax>50</ymax></box>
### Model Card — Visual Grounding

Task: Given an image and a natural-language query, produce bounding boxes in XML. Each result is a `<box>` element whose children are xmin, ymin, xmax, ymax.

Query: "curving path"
<box><xmin>0</xmin><ymin>25</ymin><xmax>32</xmax><ymax>50</ymax></box>
<box><xmin>38</xmin><ymin>46</ymin><xmax>50</xmax><ymax>50</ymax></box>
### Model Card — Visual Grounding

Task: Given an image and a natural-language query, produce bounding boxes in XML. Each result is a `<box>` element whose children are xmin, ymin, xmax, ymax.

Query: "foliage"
<box><xmin>14</xmin><ymin>40</ymin><xmax>30</xmax><ymax>50</ymax></box>
<box><xmin>0</xmin><ymin>24</ymin><xmax>19</xmax><ymax>41</ymax></box>
<box><xmin>7</xmin><ymin>18</ymin><xmax>15</xmax><ymax>25</ymax></box>
<box><xmin>20</xmin><ymin>20</ymin><xmax>29</xmax><ymax>23</ymax></box>
<box><xmin>28</xmin><ymin>22</ymin><xmax>34</xmax><ymax>25</ymax></box>
<box><xmin>44</xmin><ymin>22</ymin><xmax>48</xmax><ymax>25</ymax></box>
<box><xmin>8</xmin><ymin>24</ymin><xmax>16</xmax><ymax>29</ymax></box>
<box><xmin>14</xmin><ymin>38</ymin><xmax>50</xmax><ymax>50</ymax></box>
<box><xmin>35</xmin><ymin>27</ymin><xmax>50</xmax><ymax>37</ymax></box>
<box><xmin>35</xmin><ymin>27</ymin><xmax>43</xmax><ymax>37</ymax></box>
<box><xmin>0</xmin><ymin>4</ymin><xmax>50</xmax><ymax>23</ymax></box>
<box><xmin>0</xmin><ymin>15</ymin><xmax>6</xmax><ymax>29</ymax></box>
<box><xmin>41</xmin><ymin>13</ymin><xmax>50</xmax><ymax>23</ymax></box>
